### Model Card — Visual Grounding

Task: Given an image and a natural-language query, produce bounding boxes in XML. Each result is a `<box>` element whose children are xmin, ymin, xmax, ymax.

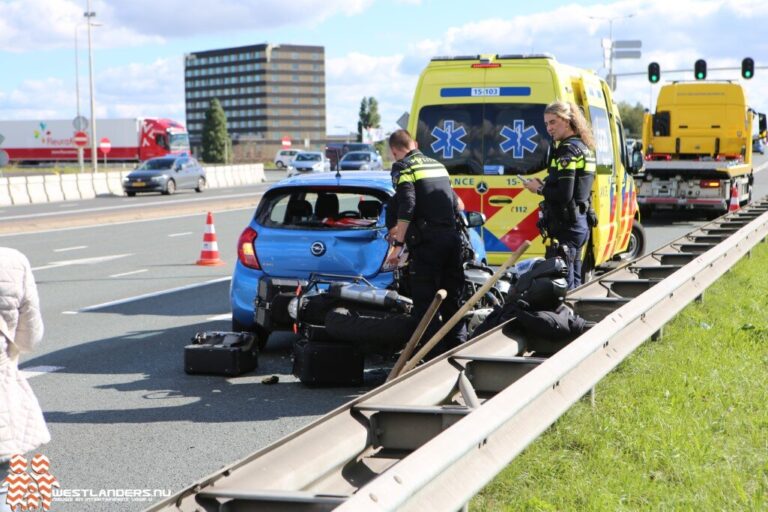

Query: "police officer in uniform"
<box><xmin>385</xmin><ymin>129</ymin><xmax>466</xmax><ymax>357</ymax></box>
<box><xmin>524</xmin><ymin>101</ymin><xmax>596</xmax><ymax>289</ymax></box>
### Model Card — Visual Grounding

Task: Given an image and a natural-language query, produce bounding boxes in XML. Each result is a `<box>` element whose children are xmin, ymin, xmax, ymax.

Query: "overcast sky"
<box><xmin>1</xmin><ymin>0</ymin><xmax>765</xmax><ymax>136</ymax></box>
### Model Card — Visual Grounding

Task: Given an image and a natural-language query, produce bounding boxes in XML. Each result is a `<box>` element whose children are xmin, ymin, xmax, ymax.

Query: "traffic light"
<box><xmin>742</xmin><ymin>57</ymin><xmax>754</xmax><ymax>79</ymax></box>
<box><xmin>694</xmin><ymin>59</ymin><xmax>707</xmax><ymax>80</ymax></box>
<box><xmin>648</xmin><ymin>62</ymin><xmax>660</xmax><ymax>83</ymax></box>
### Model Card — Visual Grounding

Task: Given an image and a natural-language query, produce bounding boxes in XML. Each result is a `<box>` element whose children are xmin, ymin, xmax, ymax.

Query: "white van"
<box><xmin>274</xmin><ymin>149</ymin><xmax>299</xmax><ymax>168</ymax></box>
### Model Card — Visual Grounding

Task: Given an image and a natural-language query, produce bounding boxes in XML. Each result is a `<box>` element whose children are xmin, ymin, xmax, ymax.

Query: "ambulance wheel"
<box><xmin>580</xmin><ymin>252</ymin><xmax>595</xmax><ymax>285</ymax></box>
<box><xmin>325</xmin><ymin>307</ymin><xmax>414</xmax><ymax>353</ymax></box>
<box><xmin>623</xmin><ymin>221</ymin><xmax>646</xmax><ymax>261</ymax></box>
<box><xmin>232</xmin><ymin>319</ymin><xmax>269</xmax><ymax>351</ymax></box>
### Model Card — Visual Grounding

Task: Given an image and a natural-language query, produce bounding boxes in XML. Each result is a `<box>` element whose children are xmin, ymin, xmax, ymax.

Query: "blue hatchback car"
<box><xmin>229</xmin><ymin>171</ymin><xmax>486</xmax><ymax>347</ymax></box>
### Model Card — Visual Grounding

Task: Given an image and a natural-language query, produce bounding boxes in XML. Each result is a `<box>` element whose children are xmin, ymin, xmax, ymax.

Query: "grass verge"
<box><xmin>472</xmin><ymin>240</ymin><xmax>768</xmax><ymax>511</ymax></box>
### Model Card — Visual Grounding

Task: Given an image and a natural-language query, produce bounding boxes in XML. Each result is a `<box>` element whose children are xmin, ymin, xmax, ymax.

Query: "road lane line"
<box><xmin>3</xmin><ymin>191</ymin><xmax>265</xmax><ymax>221</ymax></box>
<box><xmin>168</xmin><ymin>232</ymin><xmax>193</xmax><ymax>237</ymax></box>
<box><xmin>54</xmin><ymin>245</ymin><xmax>88</xmax><ymax>252</ymax></box>
<box><xmin>755</xmin><ymin>160</ymin><xmax>768</xmax><ymax>174</ymax></box>
<box><xmin>21</xmin><ymin>366</ymin><xmax>64</xmax><ymax>379</ymax></box>
<box><xmin>207</xmin><ymin>313</ymin><xmax>232</xmax><ymax>321</ymax></box>
<box><xmin>32</xmin><ymin>253</ymin><xmax>133</xmax><ymax>272</ymax></box>
<box><xmin>109</xmin><ymin>268</ymin><xmax>148</xmax><ymax>278</ymax></box>
<box><xmin>75</xmin><ymin>276</ymin><xmax>231</xmax><ymax>313</ymax></box>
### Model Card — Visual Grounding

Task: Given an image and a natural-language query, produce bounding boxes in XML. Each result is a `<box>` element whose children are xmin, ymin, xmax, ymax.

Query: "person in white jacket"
<box><xmin>0</xmin><ymin>247</ymin><xmax>48</xmax><ymax>512</ymax></box>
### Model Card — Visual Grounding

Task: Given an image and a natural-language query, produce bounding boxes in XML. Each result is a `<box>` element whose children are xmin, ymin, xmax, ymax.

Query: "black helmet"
<box><xmin>517</xmin><ymin>276</ymin><xmax>568</xmax><ymax>311</ymax></box>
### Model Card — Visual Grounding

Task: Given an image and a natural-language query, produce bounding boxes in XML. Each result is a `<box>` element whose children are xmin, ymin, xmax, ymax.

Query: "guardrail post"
<box><xmin>651</xmin><ymin>326</ymin><xmax>664</xmax><ymax>341</ymax></box>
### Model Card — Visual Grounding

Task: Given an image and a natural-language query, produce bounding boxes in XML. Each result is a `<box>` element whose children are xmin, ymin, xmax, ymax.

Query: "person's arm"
<box><xmin>14</xmin><ymin>254</ymin><xmax>44</xmax><ymax>352</ymax></box>
<box><xmin>542</xmin><ymin>144</ymin><xmax>578</xmax><ymax>204</ymax></box>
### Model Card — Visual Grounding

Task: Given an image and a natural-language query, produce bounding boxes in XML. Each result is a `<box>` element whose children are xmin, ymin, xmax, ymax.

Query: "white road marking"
<box><xmin>3</xmin><ymin>191</ymin><xmax>263</xmax><ymax>221</ymax></box>
<box><xmin>61</xmin><ymin>311</ymin><xmax>78</xmax><ymax>315</ymax></box>
<box><xmin>53</xmin><ymin>245</ymin><xmax>88</xmax><ymax>252</ymax></box>
<box><xmin>31</xmin><ymin>253</ymin><xmax>133</xmax><ymax>272</ymax></box>
<box><xmin>754</xmin><ymin>160</ymin><xmax>768</xmax><ymax>174</ymax></box>
<box><xmin>21</xmin><ymin>366</ymin><xmax>64</xmax><ymax>379</ymax></box>
<box><xmin>74</xmin><ymin>276</ymin><xmax>231</xmax><ymax>313</ymax></box>
<box><xmin>168</xmin><ymin>232</ymin><xmax>193</xmax><ymax>237</ymax></box>
<box><xmin>207</xmin><ymin>313</ymin><xmax>232</xmax><ymax>321</ymax></box>
<box><xmin>123</xmin><ymin>332</ymin><xmax>163</xmax><ymax>340</ymax></box>
<box><xmin>1</xmin><ymin>205</ymin><xmax>258</xmax><ymax>238</ymax></box>
<box><xmin>109</xmin><ymin>268</ymin><xmax>148</xmax><ymax>278</ymax></box>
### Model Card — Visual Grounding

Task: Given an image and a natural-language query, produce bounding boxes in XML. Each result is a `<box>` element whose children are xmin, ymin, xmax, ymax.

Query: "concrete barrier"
<box><xmin>93</xmin><ymin>173</ymin><xmax>110</xmax><ymax>196</ymax></box>
<box><xmin>44</xmin><ymin>175</ymin><xmax>64</xmax><ymax>202</ymax></box>
<box><xmin>26</xmin><ymin>175</ymin><xmax>47</xmax><ymax>203</ymax></box>
<box><xmin>6</xmin><ymin>162</ymin><xmax>269</xmax><ymax>207</ymax></box>
<box><xmin>222</xmin><ymin>167</ymin><xmax>234</xmax><ymax>187</ymax></box>
<box><xmin>77</xmin><ymin>174</ymin><xmax>96</xmax><ymax>199</ymax></box>
<box><xmin>61</xmin><ymin>174</ymin><xmax>80</xmax><ymax>200</ymax></box>
<box><xmin>205</xmin><ymin>167</ymin><xmax>220</xmax><ymax>188</ymax></box>
<box><xmin>0</xmin><ymin>177</ymin><xmax>11</xmax><ymax>207</ymax></box>
<box><xmin>107</xmin><ymin>171</ymin><xmax>124</xmax><ymax>196</ymax></box>
<box><xmin>9</xmin><ymin>176</ymin><xmax>31</xmax><ymax>205</ymax></box>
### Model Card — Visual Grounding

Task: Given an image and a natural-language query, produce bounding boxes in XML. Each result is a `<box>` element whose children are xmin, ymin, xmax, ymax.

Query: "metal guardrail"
<box><xmin>147</xmin><ymin>199</ymin><xmax>768</xmax><ymax>512</ymax></box>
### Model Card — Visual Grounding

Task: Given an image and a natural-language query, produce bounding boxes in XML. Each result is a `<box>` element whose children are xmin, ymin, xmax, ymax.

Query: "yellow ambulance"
<box><xmin>407</xmin><ymin>53</ymin><xmax>645</xmax><ymax>274</ymax></box>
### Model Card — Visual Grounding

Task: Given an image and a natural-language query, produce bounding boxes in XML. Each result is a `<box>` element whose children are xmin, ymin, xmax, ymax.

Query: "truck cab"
<box><xmin>407</xmin><ymin>54</ymin><xmax>645</xmax><ymax>275</ymax></box>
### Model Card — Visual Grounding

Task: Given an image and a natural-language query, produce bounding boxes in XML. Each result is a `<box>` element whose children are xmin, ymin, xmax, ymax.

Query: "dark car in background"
<box><xmin>325</xmin><ymin>142</ymin><xmax>381</xmax><ymax>170</ymax></box>
<box><xmin>122</xmin><ymin>155</ymin><xmax>206</xmax><ymax>196</ymax></box>
<box><xmin>338</xmin><ymin>151</ymin><xmax>384</xmax><ymax>170</ymax></box>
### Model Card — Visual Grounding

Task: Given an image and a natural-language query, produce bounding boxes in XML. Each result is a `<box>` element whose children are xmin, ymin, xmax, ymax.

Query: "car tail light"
<box><xmin>699</xmin><ymin>179</ymin><xmax>721</xmax><ymax>189</ymax></box>
<box><xmin>471</xmin><ymin>62</ymin><xmax>501</xmax><ymax>68</ymax></box>
<box><xmin>237</xmin><ymin>227</ymin><xmax>261</xmax><ymax>269</ymax></box>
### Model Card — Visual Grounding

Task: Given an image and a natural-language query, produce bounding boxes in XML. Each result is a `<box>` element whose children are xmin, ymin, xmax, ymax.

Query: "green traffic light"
<box><xmin>651</xmin><ymin>75</ymin><xmax>658</xmax><ymax>83</ymax></box>
<box><xmin>696</xmin><ymin>72</ymin><xmax>704</xmax><ymax>79</ymax></box>
<box><xmin>745</xmin><ymin>71</ymin><xmax>752</xmax><ymax>78</ymax></box>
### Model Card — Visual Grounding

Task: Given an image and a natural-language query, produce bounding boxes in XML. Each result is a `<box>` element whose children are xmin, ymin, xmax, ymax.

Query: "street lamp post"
<box><xmin>589</xmin><ymin>13</ymin><xmax>635</xmax><ymax>88</ymax></box>
<box><xmin>85</xmin><ymin>1</ymin><xmax>98</xmax><ymax>173</ymax></box>
<box><xmin>74</xmin><ymin>25</ymin><xmax>84</xmax><ymax>173</ymax></box>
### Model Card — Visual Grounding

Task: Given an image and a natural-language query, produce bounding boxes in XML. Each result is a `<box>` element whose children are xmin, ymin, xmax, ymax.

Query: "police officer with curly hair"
<box><xmin>523</xmin><ymin>101</ymin><xmax>596</xmax><ymax>289</ymax></box>
<box><xmin>385</xmin><ymin>129</ymin><xmax>466</xmax><ymax>357</ymax></box>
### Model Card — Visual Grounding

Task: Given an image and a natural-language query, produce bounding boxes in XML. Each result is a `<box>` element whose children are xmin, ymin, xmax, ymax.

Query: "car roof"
<box><xmin>341</xmin><ymin>151</ymin><xmax>374</xmax><ymax>157</ymax></box>
<box><xmin>270</xmin><ymin>170</ymin><xmax>394</xmax><ymax>194</ymax></box>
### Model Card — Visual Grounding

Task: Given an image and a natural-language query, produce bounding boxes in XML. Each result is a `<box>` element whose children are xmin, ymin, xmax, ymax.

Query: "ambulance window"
<box><xmin>415</xmin><ymin>105</ymin><xmax>484</xmax><ymax>174</ymax></box>
<box><xmin>485</xmin><ymin>104</ymin><xmax>549</xmax><ymax>176</ymax></box>
<box><xmin>588</xmin><ymin>106</ymin><xmax>615</xmax><ymax>176</ymax></box>
<box><xmin>415</xmin><ymin>103</ymin><xmax>549</xmax><ymax>176</ymax></box>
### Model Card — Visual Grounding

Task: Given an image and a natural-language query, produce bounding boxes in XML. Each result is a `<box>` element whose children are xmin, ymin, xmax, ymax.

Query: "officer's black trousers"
<box><xmin>408</xmin><ymin>228</ymin><xmax>467</xmax><ymax>359</ymax></box>
<box><xmin>551</xmin><ymin>213</ymin><xmax>589</xmax><ymax>289</ymax></box>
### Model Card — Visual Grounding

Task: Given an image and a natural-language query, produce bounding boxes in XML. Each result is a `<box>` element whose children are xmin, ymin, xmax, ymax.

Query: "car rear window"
<box><xmin>295</xmin><ymin>153</ymin><xmax>321</xmax><ymax>161</ymax></box>
<box><xmin>257</xmin><ymin>187</ymin><xmax>390</xmax><ymax>229</ymax></box>
<box><xmin>343</xmin><ymin>152</ymin><xmax>370</xmax><ymax>162</ymax></box>
<box><xmin>140</xmin><ymin>159</ymin><xmax>175</xmax><ymax>170</ymax></box>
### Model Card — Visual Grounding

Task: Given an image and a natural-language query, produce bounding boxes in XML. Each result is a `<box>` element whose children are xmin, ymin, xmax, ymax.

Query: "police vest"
<box><xmin>548</xmin><ymin>136</ymin><xmax>596</xmax><ymax>208</ymax></box>
<box><xmin>393</xmin><ymin>150</ymin><xmax>456</xmax><ymax>227</ymax></box>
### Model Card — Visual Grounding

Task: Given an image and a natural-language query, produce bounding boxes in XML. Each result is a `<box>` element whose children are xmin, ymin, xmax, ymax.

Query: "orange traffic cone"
<box><xmin>728</xmin><ymin>183</ymin><xmax>740</xmax><ymax>212</ymax></box>
<box><xmin>196</xmin><ymin>212</ymin><xmax>225</xmax><ymax>266</ymax></box>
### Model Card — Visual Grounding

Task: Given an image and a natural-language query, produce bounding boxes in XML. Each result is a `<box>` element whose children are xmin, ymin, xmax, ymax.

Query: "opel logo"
<box><xmin>476</xmin><ymin>181</ymin><xmax>489</xmax><ymax>194</ymax></box>
<box><xmin>310</xmin><ymin>241</ymin><xmax>326</xmax><ymax>256</ymax></box>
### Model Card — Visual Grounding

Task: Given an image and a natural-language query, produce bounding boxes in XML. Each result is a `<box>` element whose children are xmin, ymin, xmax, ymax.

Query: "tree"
<box><xmin>357</xmin><ymin>96</ymin><xmax>381</xmax><ymax>142</ymax></box>
<box><xmin>617</xmin><ymin>101</ymin><xmax>646</xmax><ymax>138</ymax></box>
<box><xmin>202</xmin><ymin>98</ymin><xmax>231</xmax><ymax>163</ymax></box>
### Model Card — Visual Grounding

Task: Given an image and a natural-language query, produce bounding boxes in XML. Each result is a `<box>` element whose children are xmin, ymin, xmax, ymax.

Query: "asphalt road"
<box><xmin>0</xmin><ymin>159</ymin><xmax>765</xmax><ymax>511</ymax></box>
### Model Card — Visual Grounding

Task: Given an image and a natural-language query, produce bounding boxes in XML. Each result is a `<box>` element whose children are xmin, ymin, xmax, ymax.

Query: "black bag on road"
<box><xmin>184</xmin><ymin>331</ymin><xmax>258</xmax><ymax>376</ymax></box>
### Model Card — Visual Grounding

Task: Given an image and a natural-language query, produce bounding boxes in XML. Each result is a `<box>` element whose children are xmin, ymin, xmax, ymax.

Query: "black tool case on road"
<box><xmin>185</xmin><ymin>331</ymin><xmax>258</xmax><ymax>376</ymax></box>
<box><xmin>292</xmin><ymin>338</ymin><xmax>364</xmax><ymax>386</ymax></box>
